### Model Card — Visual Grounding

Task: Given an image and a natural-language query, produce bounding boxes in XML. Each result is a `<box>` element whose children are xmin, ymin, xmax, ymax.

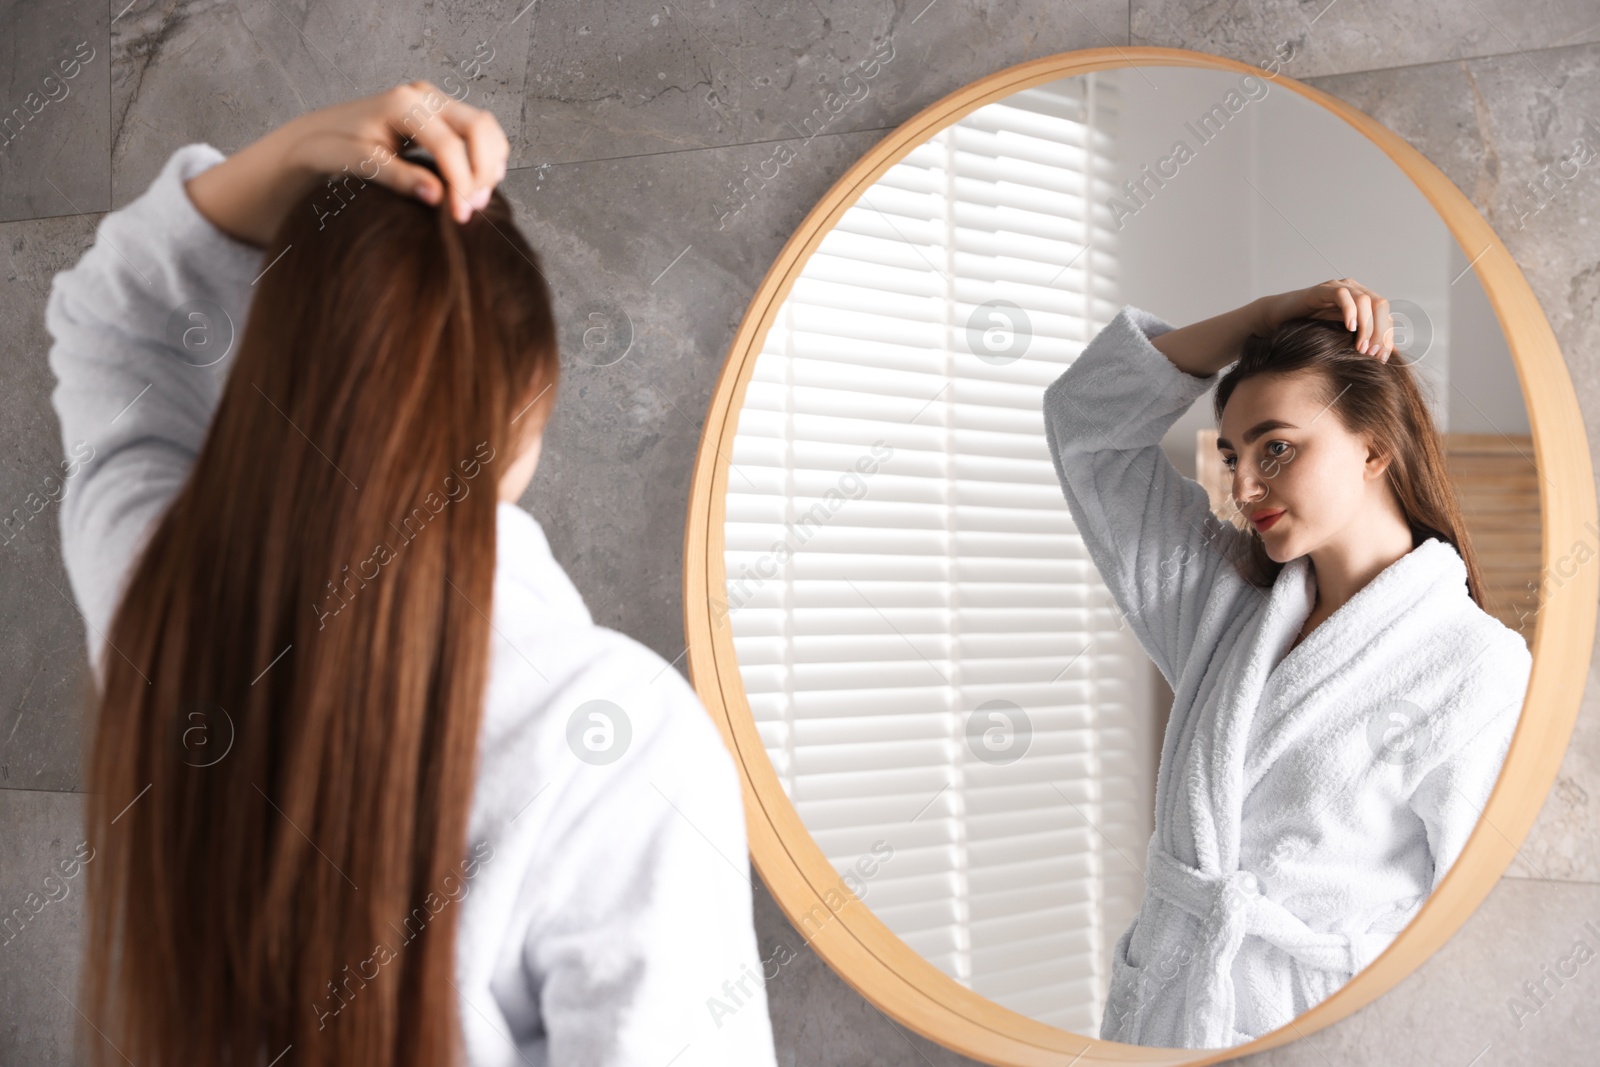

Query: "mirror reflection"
<box><xmin>717</xmin><ymin>62</ymin><xmax>1537</xmax><ymax>1048</ymax></box>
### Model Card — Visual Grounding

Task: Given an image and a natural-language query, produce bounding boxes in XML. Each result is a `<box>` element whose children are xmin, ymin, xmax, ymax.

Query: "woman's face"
<box><xmin>1216</xmin><ymin>370</ymin><xmax>1391</xmax><ymax>563</ymax></box>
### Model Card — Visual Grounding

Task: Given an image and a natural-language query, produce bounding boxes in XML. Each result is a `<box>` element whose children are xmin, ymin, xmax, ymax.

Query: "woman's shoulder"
<box><xmin>485</xmin><ymin>509</ymin><xmax>734</xmax><ymax>782</ymax></box>
<box><xmin>584</xmin><ymin>625</ymin><xmax>738</xmax><ymax>772</ymax></box>
<box><xmin>1420</xmin><ymin>539</ymin><xmax>1532</xmax><ymax>679</ymax></box>
<box><xmin>1444</xmin><ymin>591</ymin><xmax>1533</xmax><ymax>682</ymax></box>
<box><xmin>478</xmin><ymin>618</ymin><xmax>737</xmax><ymax>796</ymax></box>
<box><xmin>1424</xmin><ymin>588</ymin><xmax>1533</xmax><ymax>747</ymax></box>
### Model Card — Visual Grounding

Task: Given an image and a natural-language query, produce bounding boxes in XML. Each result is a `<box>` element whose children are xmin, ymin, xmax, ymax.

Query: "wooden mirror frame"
<box><xmin>682</xmin><ymin>45</ymin><xmax>1596</xmax><ymax>1065</ymax></box>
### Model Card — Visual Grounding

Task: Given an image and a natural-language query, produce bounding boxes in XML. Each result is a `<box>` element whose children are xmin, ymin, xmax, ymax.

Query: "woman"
<box><xmin>1041</xmin><ymin>282</ymin><xmax>1532</xmax><ymax>1049</ymax></box>
<box><xmin>47</xmin><ymin>82</ymin><xmax>779</xmax><ymax>1067</ymax></box>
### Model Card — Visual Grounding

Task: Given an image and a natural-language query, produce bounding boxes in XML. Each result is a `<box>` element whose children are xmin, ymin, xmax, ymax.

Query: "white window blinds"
<box><xmin>722</xmin><ymin>70</ymin><xmax>1156</xmax><ymax>1033</ymax></box>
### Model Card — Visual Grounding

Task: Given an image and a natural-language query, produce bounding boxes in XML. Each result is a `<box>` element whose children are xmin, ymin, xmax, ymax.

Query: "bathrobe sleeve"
<box><xmin>45</xmin><ymin>142</ymin><xmax>263</xmax><ymax>681</ymax></box>
<box><xmin>1041</xmin><ymin>305</ymin><xmax>1255</xmax><ymax>685</ymax></box>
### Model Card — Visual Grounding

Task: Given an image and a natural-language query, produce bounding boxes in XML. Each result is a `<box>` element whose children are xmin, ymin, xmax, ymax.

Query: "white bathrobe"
<box><xmin>1040</xmin><ymin>305</ymin><xmax>1532</xmax><ymax>1049</ymax></box>
<box><xmin>45</xmin><ymin>143</ymin><xmax>779</xmax><ymax>1066</ymax></box>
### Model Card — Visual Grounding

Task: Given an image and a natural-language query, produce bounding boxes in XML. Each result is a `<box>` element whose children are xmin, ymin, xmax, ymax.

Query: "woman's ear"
<box><xmin>1362</xmin><ymin>437</ymin><xmax>1395</xmax><ymax>480</ymax></box>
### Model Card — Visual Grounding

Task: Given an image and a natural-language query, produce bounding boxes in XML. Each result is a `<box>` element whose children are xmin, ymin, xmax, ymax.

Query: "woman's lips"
<box><xmin>1252</xmin><ymin>510</ymin><xmax>1285</xmax><ymax>532</ymax></box>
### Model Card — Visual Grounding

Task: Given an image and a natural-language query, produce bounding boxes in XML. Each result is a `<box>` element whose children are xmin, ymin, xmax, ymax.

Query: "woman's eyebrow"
<box><xmin>1216</xmin><ymin>419</ymin><xmax>1299</xmax><ymax>451</ymax></box>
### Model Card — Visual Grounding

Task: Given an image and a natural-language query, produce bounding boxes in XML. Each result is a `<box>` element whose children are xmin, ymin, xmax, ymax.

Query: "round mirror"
<box><xmin>685</xmin><ymin>47</ymin><xmax>1594</xmax><ymax>1064</ymax></box>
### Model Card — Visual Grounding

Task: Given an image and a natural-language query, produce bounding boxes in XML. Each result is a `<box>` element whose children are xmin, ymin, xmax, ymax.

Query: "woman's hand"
<box><xmin>1258</xmin><ymin>278</ymin><xmax>1395</xmax><ymax>361</ymax></box>
<box><xmin>184</xmin><ymin>80</ymin><xmax>510</xmax><ymax>248</ymax></box>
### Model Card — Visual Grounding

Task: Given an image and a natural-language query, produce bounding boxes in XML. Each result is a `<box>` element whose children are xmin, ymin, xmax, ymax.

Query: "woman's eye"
<box><xmin>1267</xmin><ymin>441</ymin><xmax>1289</xmax><ymax>457</ymax></box>
<box><xmin>1223</xmin><ymin>455</ymin><xmax>1236</xmax><ymax>471</ymax></box>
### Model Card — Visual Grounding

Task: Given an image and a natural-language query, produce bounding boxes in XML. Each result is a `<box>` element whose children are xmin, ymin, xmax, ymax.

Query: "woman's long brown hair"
<box><xmin>1211</xmin><ymin>315</ymin><xmax>1486</xmax><ymax>608</ymax></box>
<box><xmin>80</xmin><ymin>156</ymin><xmax>559</xmax><ymax>1067</ymax></box>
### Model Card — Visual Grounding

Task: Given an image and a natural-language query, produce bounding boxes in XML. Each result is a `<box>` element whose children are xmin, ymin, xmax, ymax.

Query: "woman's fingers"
<box><xmin>1357</xmin><ymin>288</ymin><xmax>1394</xmax><ymax>360</ymax></box>
<box><xmin>1343</xmin><ymin>282</ymin><xmax>1394</xmax><ymax>361</ymax></box>
<box><xmin>372</xmin><ymin>151</ymin><xmax>462</xmax><ymax>212</ymax></box>
<box><xmin>1372</xmin><ymin>296</ymin><xmax>1393</xmax><ymax>361</ymax></box>
<box><xmin>1286</xmin><ymin>279</ymin><xmax>1392</xmax><ymax>361</ymax></box>
<box><xmin>452</xmin><ymin>105</ymin><xmax>510</xmax><ymax>200</ymax></box>
<box><xmin>1331</xmin><ymin>283</ymin><xmax>1357</xmax><ymax>332</ymax></box>
<box><xmin>393</xmin><ymin>83</ymin><xmax>508</xmax><ymax>222</ymax></box>
<box><xmin>260</xmin><ymin>83</ymin><xmax>510</xmax><ymax>235</ymax></box>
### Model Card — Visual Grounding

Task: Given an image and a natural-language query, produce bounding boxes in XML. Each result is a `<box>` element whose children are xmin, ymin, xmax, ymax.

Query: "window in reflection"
<box><xmin>722</xmin><ymin>70</ymin><xmax>1154</xmax><ymax>1032</ymax></box>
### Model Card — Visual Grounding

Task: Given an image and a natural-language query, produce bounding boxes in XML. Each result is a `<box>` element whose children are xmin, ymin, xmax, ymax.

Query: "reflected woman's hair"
<box><xmin>1212</xmin><ymin>316</ymin><xmax>1486</xmax><ymax>606</ymax></box>
<box><xmin>81</xmin><ymin>156</ymin><xmax>559</xmax><ymax>1066</ymax></box>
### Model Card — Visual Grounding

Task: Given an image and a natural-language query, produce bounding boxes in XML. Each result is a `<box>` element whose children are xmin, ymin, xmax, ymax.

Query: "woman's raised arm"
<box><xmin>1150</xmin><ymin>279</ymin><xmax>1396</xmax><ymax>378</ymax></box>
<box><xmin>183</xmin><ymin>79</ymin><xmax>509</xmax><ymax>245</ymax></box>
<box><xmin>1041</xmin><ymin>306</ymin><xmax>1254</xmax><ymax>687</ymax></box>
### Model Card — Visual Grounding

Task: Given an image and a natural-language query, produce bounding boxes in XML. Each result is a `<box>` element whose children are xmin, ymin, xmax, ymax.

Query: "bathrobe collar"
<box><xmin>1192</xmin><ymin>536</ymin><xmax>1469</xmax><ymax>872</ymax></box>
<box><xmin>1266</xmin><ymin>535</ymin><xmax>1465</xmax><ymax>693</ymax></box>
<box><xmin>493</xmin><ymin>501</ymin><xmax>593</xmax><ymax>630</ymax></box>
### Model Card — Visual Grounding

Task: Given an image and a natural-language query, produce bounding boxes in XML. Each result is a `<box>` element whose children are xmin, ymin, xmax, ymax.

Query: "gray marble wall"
<box><xmin>2</xmin><ymin>1</ymin><xmax>1597</xmax><ymax>1064</ymax></box>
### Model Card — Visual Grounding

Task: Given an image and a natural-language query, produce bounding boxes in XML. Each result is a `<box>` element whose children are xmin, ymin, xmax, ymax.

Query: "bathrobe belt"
<box><xmin>1145</xmin><ymin>846</ymin><xmax>1396</xmax><ymax>1048</ymax></box>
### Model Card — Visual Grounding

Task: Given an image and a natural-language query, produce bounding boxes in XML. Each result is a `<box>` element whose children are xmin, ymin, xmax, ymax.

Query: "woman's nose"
<box><xmin>1232</xmin><ymin>466</ymin><xmax>1267</xmax><ymax>508</ymax></box>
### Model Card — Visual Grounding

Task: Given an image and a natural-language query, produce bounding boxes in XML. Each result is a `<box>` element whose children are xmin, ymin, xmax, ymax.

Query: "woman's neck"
<box><xmin>1302</xmin><ymin>512</ymin><xmax>1417</xmax><ymax>620</ymax></box>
